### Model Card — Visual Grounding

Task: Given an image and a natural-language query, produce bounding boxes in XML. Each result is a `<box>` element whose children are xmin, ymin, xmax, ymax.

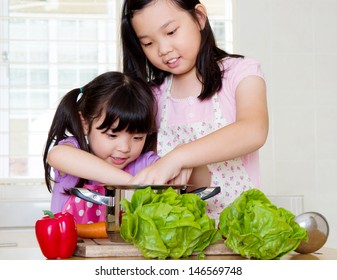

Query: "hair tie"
<box><xmin>77</xmin><ymin>87</ymin><xmax>83</xmax><ymax>102</ymax></box>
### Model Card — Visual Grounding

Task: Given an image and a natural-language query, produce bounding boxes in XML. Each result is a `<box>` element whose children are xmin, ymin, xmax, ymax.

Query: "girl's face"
<box><xmin>84</xmin><ymin>114</ymin><xmax>147</xmax><ymax>170</ymax></box>
<box><xmin>131</xmin><ymin>0</ymin><xmax>206</xmax><ymax>78</ymax></box>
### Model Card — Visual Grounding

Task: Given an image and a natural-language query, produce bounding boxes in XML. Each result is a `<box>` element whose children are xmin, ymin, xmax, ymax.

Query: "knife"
<box><xmin>69</xmin><ymin>184</ymin><xmax>221</xmax><ymax>207</ymax></box>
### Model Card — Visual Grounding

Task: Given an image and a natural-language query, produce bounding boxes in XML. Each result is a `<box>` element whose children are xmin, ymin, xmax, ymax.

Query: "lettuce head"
<box><xmin>120</xmin><ymin>187</ymin><xmax>221</xmax><ymax>259</ymax></box>
<box><xmin>218</xmin><ymin>189</ymin><xmax>307</xmax><ymax>259</ymax></box>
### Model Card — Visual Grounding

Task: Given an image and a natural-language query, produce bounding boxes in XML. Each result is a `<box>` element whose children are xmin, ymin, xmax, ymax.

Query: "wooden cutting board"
<box><xmin>74</xmin><ymin>238</ymin><xmax>235</xmax><ymax>258</ymax></box>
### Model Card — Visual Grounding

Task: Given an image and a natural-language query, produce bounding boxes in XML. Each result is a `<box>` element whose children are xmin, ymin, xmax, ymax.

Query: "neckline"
<box><xmin>166</xmin><ymin>75</ymin><xmax>199</xmax><ymax>102</ymax></box>
<box><xmin>168</xmin><ymin>94</ymin><xmax>198</xmax><ymax>103</ymax></box>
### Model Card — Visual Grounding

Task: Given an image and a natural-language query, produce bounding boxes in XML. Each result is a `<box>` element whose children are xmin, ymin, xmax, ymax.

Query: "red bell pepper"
<box><xmin>35</xmin><ymin>210</ymin><xmax>77</xmax><ymax>259</ymax></box>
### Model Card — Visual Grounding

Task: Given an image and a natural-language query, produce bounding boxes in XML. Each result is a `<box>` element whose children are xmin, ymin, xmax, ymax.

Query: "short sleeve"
<box><xmin>58</xmin><ymin>136</ymin><xmax>80</xmax><ymax>149</ymax></box>
<box><xmin>53</xmin><ymin>136</ymin><xmax>81</xmax><ymax>191</ymax></box>
<box><xmin>217</xmin><ymin>57</ymin><xmax>265</xmax><ymax>124</ymax></box>
<box><xmin>222</xmin><ymin>57</ymin><xmax>265</xmax><ymax>95</ymax></box>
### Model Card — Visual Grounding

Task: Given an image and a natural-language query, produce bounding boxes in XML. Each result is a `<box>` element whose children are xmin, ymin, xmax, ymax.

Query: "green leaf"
<box><xmin>218</xmin><ymin>189</ymin><xmax>307</xmax><ymax>259</ymax></box>
<box><xmin>120</xmin><ymin>187</ymin><xmax>220</xmax><ymax>259</ymax></box>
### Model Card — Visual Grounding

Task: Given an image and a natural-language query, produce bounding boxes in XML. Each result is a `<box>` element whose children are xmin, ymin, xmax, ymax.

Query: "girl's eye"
<box><xmin>167</xmin><ymin>28</ymin><xmax>177</xmax><ymax>36</ymax></box>
<box><xmin>107</xmin><ymin>133</ymin><xmax>117</xmax><ymax>138</ymax></box>
<box><xmin>142</xmin><ymin>41</ymin><xmax>152</xmax><ymax>47</ymax></box>
<box><xmin>133</xmin><ymin>134</ymin><xmax>146</xmax><ymax>141</ymax></box>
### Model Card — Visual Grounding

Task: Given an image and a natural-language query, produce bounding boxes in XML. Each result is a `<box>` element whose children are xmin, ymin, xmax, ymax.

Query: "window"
<box><xmin>0</xmin><ymin>0</ymin><xmax>233</xmax><ymax>182</ymax></box>
<box><xmin>0</xmin><ymin>0</ymin><xmax>120</xmax><ymax>180</ymax></box>
<box><xmin>208</xmin><ymin>0</ymin><xmax>233</xmax><ymax>53</ymax></box>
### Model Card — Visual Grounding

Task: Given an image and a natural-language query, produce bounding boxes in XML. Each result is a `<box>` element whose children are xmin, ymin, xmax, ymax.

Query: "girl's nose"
<box><xmin>117</xmin><ymin>139</ymin><xmax>131</xmax><ymax>153</ymax></box>
<box><xmin>158</xmin><ymin>41</ymin><xmax>172</xmax><ymax>57</ymax></box>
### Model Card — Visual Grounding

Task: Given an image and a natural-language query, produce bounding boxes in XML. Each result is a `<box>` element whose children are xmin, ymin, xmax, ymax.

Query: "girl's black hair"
<box><xmin>121</xmin><ymin>0</ymin><xmax>243</xmax><ymax>100</ymax></box>
<box><xmin>43</xmin><ymin>71</ymin><xmax>157</xmax><ymax>192</ymax></box>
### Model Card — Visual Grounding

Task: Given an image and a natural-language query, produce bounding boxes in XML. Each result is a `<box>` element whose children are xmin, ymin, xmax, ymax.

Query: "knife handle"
<box><xmin>69</xmin><ymin>187</ymin><xmax>113</xmax><ymax>206</ymax></box>
<box><xmin>187</xmin><ymin>186</ymin><xmax>221</xmax><ymax>200</ymax></box>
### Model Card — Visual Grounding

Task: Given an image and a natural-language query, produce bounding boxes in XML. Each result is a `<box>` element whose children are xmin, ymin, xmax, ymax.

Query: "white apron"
<box><xmin>157</xmin><ymin>76</ymin><xmax>255</xmax><ymax>221</ymax></box>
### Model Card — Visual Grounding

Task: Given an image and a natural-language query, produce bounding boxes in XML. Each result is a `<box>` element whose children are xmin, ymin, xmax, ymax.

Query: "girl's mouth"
<box><xmin>111</xmin><ymin>157</ymin><xmax>128</xmax><ymax>165</ymax></box>
<box><xmin>166</xmin><ymin>57</ymin><xmax>180</xmax><ymax>68</ymax></box>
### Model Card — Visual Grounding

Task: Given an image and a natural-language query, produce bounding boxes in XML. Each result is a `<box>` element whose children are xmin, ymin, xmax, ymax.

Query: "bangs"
<box><xmin>96</xmin><ymin>89</ymin><xmax>156</xmax><ymax>134</ymax></box>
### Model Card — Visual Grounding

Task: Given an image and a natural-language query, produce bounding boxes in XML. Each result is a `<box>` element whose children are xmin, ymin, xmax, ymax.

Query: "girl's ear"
<box><xmin>79</xmin><ymin>111</ymin><xmax>89</xmax><ymax>135</ymax></box>
<box><xmin>195</xmin><ymin>4</ymin><xmax>207</xmax><ymax>30</ymax></box>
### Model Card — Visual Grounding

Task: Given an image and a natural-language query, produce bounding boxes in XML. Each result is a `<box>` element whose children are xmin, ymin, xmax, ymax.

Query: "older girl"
<box><xmin>121</xmin><ymin>0</ymin><xmax>268</xmax><ymax>220</ymax></box>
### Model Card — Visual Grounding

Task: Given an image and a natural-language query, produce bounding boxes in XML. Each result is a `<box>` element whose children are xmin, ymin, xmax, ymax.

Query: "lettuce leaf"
<box><xmin>218</xmin><ymin>189</ymin><xmax>308</xmax><ymax>259</ymax></box>
<box><xmin>120</xmin><ymin>187</ymin><xmax>221</xmax><ymax>259</ymax></box>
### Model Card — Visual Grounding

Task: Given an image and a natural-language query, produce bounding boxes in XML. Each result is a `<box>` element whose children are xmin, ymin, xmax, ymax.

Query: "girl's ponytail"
<box><xmin>43</xmin><ymin>88</ymin><xmax>88</xmax><ymax>192</ymax></box>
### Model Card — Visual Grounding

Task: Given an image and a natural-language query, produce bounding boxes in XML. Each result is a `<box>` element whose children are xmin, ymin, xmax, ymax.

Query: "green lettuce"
<box><xmin>120</xmin><ymin>187</ymin><xmax>221</xmax><ymax>259</ymax></box>
<box><xmin>218</xmin><ymin>189</ymin><xmax>308</xmax><ymax>260</ymax></box>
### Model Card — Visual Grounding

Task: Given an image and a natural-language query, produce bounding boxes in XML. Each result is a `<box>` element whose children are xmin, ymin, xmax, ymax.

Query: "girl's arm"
<box><xmin>128</xmin><ymin>75</ymin><xmax>268</xmax><ymax>185</ymax></box>
<box><xmin>47</xmin><ymin>144</ymin><xmax>133</xmax><ymax>184</ymax></box>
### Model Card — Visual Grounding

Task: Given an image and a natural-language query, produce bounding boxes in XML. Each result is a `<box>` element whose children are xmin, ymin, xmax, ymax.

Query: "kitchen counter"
<box><xmin>1</xmin><ymin>229</ymin><xmax>336</xmax><ymax>260</ymax></box>
<box><xmin>1</xmin><ymin>246</ymin><xmax>337</xmax><ymax>260</ymax></box>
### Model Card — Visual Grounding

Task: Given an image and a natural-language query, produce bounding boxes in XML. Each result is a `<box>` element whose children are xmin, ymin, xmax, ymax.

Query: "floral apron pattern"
<box><xmin>157</xmin><ymin>76</ymin><xmax>255</xmax><ymax>221</ymax></box>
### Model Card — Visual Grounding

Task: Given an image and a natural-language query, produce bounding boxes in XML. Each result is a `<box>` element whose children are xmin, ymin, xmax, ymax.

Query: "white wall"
<box><xmin>234</xmin><ymin>0</ymin><xmax>337</xmax><ymax>248</ymax></box>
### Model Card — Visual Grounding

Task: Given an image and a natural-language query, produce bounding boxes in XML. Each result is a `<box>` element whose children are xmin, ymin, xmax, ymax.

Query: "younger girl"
<box><xmin>43</xmin><ymin>71</ymin><xmax>159</xmax><ymax>223</ymax></box>
<box><xmin>121</xmin><ymin>0</ymin><xmax>269</xmax><ymax>220</ymax></box>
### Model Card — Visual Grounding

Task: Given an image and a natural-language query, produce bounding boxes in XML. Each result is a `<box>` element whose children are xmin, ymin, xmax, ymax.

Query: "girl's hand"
<box><xmin>128</xmin><ymin>147</ymin><xmax>210</xmax><ymax>186</ymax></box>
<box><xmin>128</xmin><ymin>154</ymin><xmax>184</xmax><ymax>185</ymax></box>
<box><xmin>167</xmin><ymin>168</ymin><xmax>193</xmax><ymax>185</ymax></box>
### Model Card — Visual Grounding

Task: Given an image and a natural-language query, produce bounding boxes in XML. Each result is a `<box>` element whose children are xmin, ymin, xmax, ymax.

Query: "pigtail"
<box><xmin>43</xmin><ymin>88</ymin><xmax>88</xmax><ymax>192</ymax></box>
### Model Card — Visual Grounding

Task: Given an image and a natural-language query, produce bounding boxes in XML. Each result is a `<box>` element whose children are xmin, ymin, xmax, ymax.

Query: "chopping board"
<box><xmin>74</xmin><ymin>238</ymin><xmax>235</xmax><ymax>258</ymax></box>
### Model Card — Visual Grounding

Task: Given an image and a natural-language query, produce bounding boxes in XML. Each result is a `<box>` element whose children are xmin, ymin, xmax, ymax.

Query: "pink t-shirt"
<box><xmin>153</xmin><ymin>57</ymin><xmax>265</xmax><ymax>187</ymax></box>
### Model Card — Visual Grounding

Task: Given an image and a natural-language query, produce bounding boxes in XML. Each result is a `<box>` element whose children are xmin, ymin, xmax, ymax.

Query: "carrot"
<box><xmin>76</xmin><ymin>222</ymin><xmax>108</xmax><ymax>239</ymax></box>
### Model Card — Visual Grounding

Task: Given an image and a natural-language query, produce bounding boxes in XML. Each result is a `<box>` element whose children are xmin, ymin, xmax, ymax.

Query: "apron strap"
<box><xmin>160</xmin><ymin>75</ymin><xmax>173</xmax><ymax>126</ymax></box>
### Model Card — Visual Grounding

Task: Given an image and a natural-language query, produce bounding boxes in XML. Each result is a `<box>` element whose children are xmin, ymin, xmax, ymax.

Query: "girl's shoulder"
<box><xmin>220</xmin><ymin>56</ymin><xmax>264</xmax><ymax>77</ymax></box>
<box><xmin>219</xmin><ymin>56</ymin><xmax>265</xmax><ymax>91</ymax></box>
<box><xmin>58</xmin><ymin>136</ymin><xmax>80</xmax><ymax>149</ymax></box>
